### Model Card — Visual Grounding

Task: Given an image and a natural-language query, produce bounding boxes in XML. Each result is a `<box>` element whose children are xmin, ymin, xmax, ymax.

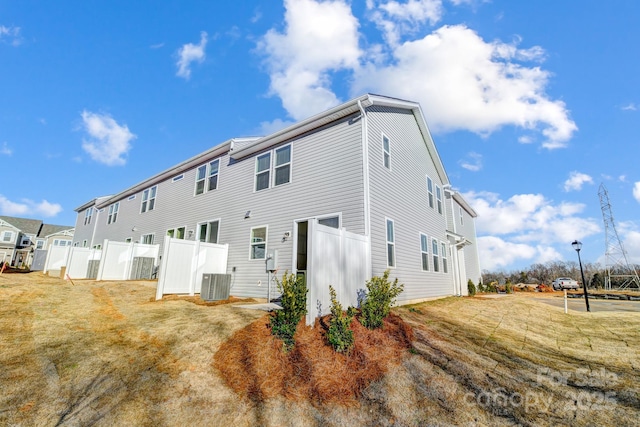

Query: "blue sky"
<box><xmin>1</xmin><ymin>0</ymin><xmax>639</xmax><ymax>272</ymax></box>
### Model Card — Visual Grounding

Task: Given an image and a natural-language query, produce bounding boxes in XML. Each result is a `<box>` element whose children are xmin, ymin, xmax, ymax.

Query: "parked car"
<box><xmin>552</xmin><ymin>277</ymin><xmax>579</xmax><ymax>290</ymax></box>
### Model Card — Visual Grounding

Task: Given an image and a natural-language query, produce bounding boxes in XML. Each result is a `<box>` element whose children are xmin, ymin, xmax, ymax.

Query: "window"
<box><xmin>382</xmin><ymin>134</ymin><xmax>391</xmax><ymax>169</ymax></box>
<box><xmin>459</xmin><ymin>206</ymin><xmax>464</xmax><ymax>226</ymax></box>
<box><xmin>427</xmin><ymin>177</ymin><xmax>434</xmax><ymax>209</ymax></box>
<box><xmin>107</xmin><ymin>202</ymin><xmax>119</xmax><ymax>224</ymax></box>
<box><xmin>125</xmin><ymin>237</ymin><xmax>132</xmax><ymax>243</ymax></box>
<box><xmin>420</xmin><ymin>233</ymin><xmax>429</xmax><ymax>271</ymax></box>
<box><xmin>195</xmin><ymin>160</ymin><xmax>220</xmax><ymax>195</ymax></box>
<box><xmin>255</xmin><ymin>144</ymin><xmax>292</xmax><ymax>191</ymax></box>
<box><xmin>84</xmin><ymin>207</ymin><xmax>93</xmax><ymax>225</ymax></box>
<box><xmin>442</xmin><ymin>242</ymin><xmax>448</xmax><ymax>274</ymax></box>
<box><xmin>82</xmin><ymin>239</ymin><xmax>88</xmax><ymax>247</ymax></box>
<box><xmin>386</xmin><ymin>219</ymin><xmax>395</xmax><ymax>268</ymax></box>
<box><xmin>432</xmin><ymin>238</ymin><xmax>440</xmax><ymax>272</ymax></box>
<box><xmin>198</xmin><ymin>220</ymin><xmax>220</xmax><ymax>244</ymax></box>
<box><xmin>250</xmin><ymin>226</ymin><xmax>267</xmax><ymax>259</ymax></box>
<box><xmin>141</xmin><ymin>186</ymin><xmax>157</xmax><ymax>213</ymax></box>
<box><xmin>2</xmin><ymin>231</ymin><xmax>12</xmax><ymax>242</ymax></box>
<box><xmin>20</xmin><ymin>236</ymin><xmax>30</xmax><ymax>246</ymax></box>
<box><xmin>128</xmin><ymin>195</ymin><xmax>136</xmax><ymax>201</ymax></box>
<box><xmin>167</xmin><ymin>227</ymin><xmax>186</xmax><ymax>239</ymax></box>
<box><xmin>73</xmin><ymin>242</ymin><xmax>79</xmax><ymax>247</ymax></box>
<box><xmin>318</xmin><ymin>216</ymin><xmax>340</xmax><ymax>229</ymax></box>
<box><xmin>255</xmin><ymin>152</ymin><xmax>271</xmax><ymax>191</ymax></box>
<box><xmin>436</xmin><ymin>185</ymin><xmax>443</xmax><ymax>215</ymax></box>
<box><xmin>274</xmin><ymin>145</ymin><xmax>291</xmax><ymax>186</ymax></box>
<box><xmin>142</xmin><ymin>234</ymin><xmax>154</xmax><ymax>245</ymax></box>
<box><xmin>36</xmin><ymin>240</ymin><xmax>44</xmax><ymax>250</ymax></box>
<box><xmin>172</xmin><ymin>174</ymin><xmax>184</xmax><ymax>182</ymax></box>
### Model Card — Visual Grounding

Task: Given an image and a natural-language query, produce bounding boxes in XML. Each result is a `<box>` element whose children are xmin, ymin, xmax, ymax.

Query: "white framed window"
<box><xmin>274</xmin><ymin>145</ymin><xmax>291</xmax><ymax>186</ymax></box>
<box><xmin>36</xmin><ymin>240</ymin><xmax>44</xmax><ymax>250</ymax></box>
<box><xmin>125</xmin><ymin>237</ymin><xmax>132</xmax><ymax>243</ymax></box>
<box><xmin>172</xmin><ymin>174</ymin><xmax>184</xmax><ymax>182</ymax></box>
<box><xmin>2</xmin><ymin>231</ymin><xmax>13</xmax><ymax>242</ymax></box>
<box><xmin>255</xmin><ymin>144</ymin><xmax>292</xmax><ymax>191</ymax></box>
<box><xmin>128</xmin><ymin>195</ymin><xmax>136</xmax><ymax>201</ymax></box>
<box><xmin>255</xmin><ymin>152</ymin><xmax>271</xmax><ymax>191</ymax></box>
<box><xmin>141</xmin><ymin>186</ymin><xmax>157</xmax><ymax>213</ymax></box>
<box><xmin>250</xmin><ymin>226</ymin><xmax>267</xmax><ymax>260</ymax></box>
<box><xmin>20</xmin><ymin>236</ymin><xmax>30</xmax><ymax>246</ymax></box>
<box><xmin>195</xmin><ymin>160</ymin><xmax>220</xmax><ymax>195</ymax></box>
<box><xmin>107</xmin><ymin>202</ymin><xmax>119</xmax><ymax>224</ymax></box>
<box><xmin>427</xmin><ymin>176</ymin><xmax>434</xmax><ymax>209</ymax></box>
<box><xmin>318</xmin><ymin>215</ymin><xmax>340</xmax><ymax>229</ymax></box>
<box><xmin>82</xmin><ymin>239</ymin><xmax>88</xmax><ymax>247</ymax></box>
<box><xmin>386</xmin><ymin>218</ymin><xmax>395</xmax><ymax>268</ymax></box>
<box><xmin>442</xmin><ymin>242</ymin><xmax>448</xmax><ymax>274</ymax></box>
<box><xmin>93</xmin><ymin>244</ymin><xmax>102</xmax><ymax>249</ymax></box>
<box><xmin>84</xmin><ymin>207</ymin><xmax>93</xmax><ymax>225</ymax></box>
<box><xmin>436</xmin><ymin>185</ymin><xmax>443</xmax><ymax>215</ymax></box>
<box><xmin>459</xmin><ymin>206</ymin><xmax>464</xmax><ymax>226</ymax></box>
<box><xmin>382</xmin><ymin>134</ymin><xmax>391</xmax><ymax>169</ymax></box>
<box><xmin>198</xmin><ymin>220</ymin><xmax>220</xmax><ymax>244</ymax></box>
<box><xmin>432</xmin><ymin>238</ymin><xmax>440</xmax><ymax>272</ymax></box>
<box><xmin>73</xmin><ymin>242</ymin><xmax>79</xmax><ymax>247</ymax></box>
<box><xmin>166</xmin><ymin>227</ymin><xmax>186</xmax><ymax>240</ymax></box>
<box><xmin>420</xmin><ymin>233</ymin><xmax>429</xmax><ymax>271</ymax></box>
<box><xmin>142</xmin><ymin>234</ymin><xmax>154</xmax><ymax>245</ymax></box>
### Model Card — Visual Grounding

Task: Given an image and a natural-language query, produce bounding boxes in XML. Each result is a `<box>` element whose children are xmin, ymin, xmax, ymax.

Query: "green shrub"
<box><xmin>361</xmin><ymin>270</ymin><xmax>404</xmax><ymax>330</ymax></box>
<box><xmin>467</xmin><ymin>279</ymin><xmax>476</xmax><ymax>296</ymax></box>
<box><xmin>485</xmin><ymin>281</ymin><xmax>497</xmax><ymax>293</ymax></box>
<box><xmin>327</xmin><ymin>286</ymin><xmax>355</xmax><ymax>353</ymax></box>
<box><xmin>505</xmin><ymin>282</ymin><xmax>513</xmax><ymax>294</ymax></box>
<box><xmin>477</xmin><ymin>282</ymin><xmax>485</xmax><ymax>293</ymax></box>
<box><xmin>270</xmin><ymin>272</ymin><xmax>308</xmax><ymax>350</ymax></box>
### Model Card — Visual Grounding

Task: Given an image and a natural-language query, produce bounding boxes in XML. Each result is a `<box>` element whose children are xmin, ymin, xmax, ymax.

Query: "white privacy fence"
<box><xmin>96</xmin><ymin>240</ymin><xmax>160</xmax><ymax>281</ymax></box>
<box><xmin>306</xmin><ymin>220</ymin><xmax>371</xmax><ymax>326</ymax></box>
<box><xmin>155</xmin><ymin>237</ymin><xmax>229</xmax><ymax>300</ymax></box>
<box><xmin>43</xmin><ymin>245</ymin><xmax>71</xmax><ymax>274</ymax></box>
<box><xmin>66</xmin><ymin>247</ymin><xmax>102</xmax><ymax>279</ymax></box>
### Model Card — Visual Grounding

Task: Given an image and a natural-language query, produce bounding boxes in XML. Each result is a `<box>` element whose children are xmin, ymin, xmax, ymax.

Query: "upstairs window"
<box><xmin>382</xmin><ymin>134</ymin><xmax>391</xmax><ymax>169</ymax></box>
<box><xmin>2</xmin><ymin>231</ymin><xmax>12</xmax><ymax>242</ymax></box>
<box><xmin>432</xmin><ymin>238</ymin><xmax>440</xmax><ymax>272</ymax></box>
<box><xmin>386</xmin><ymin>219</ymin><xmax>395</xmax><ymax>268</ymax></box>
<box><xmin>166</xmin><ymin>227</ymin><xmax>185</xmax><ymax>239</ymax></box>
<box><xmin>427</xmin><ymin>177</ymin><xmax>434</xmax><ymax>209</ymax></box>
<box><xmin>82</xmin><ymin>239</ymin><xmax>88</xmax><ymax>247</ymax></box>
<box><xmin>195</xmin><ymin>159</ymin><xmax>220</xmax><ymax>195</ymax></box>
<box><xmin>255</xmin><ymin>153</ymin><xmax>271</xmax><ymax>191</ymax></box>
<box><xmin>420</xmin><ymin>233</ymin><xmax>429</xmax><ymax>271</ymax></box>
<box><xmin>459</xmin><ymin>206</ymin><xmax>464</xmax><ymax>226</ymax></box>
<box><xmin>84</xmin><ymin>207</ymin><xmax>93</xmax><ymax>225</ymax></box>
<box><xmin>436</xmin><ymin>185</ymin><xmax>443</xmax><ymax>215</ymax></box>
<box><xmin>274</xmin><ymin>145</ymin><xmax>291</xmax><ymax>186</ymax></box>
<box><xmin>141</xmin><ymin>186</ymin><xmax>157</xmax><ymax>213</ymax></box>
<box><xmin>250</xmin><ymin>226</ymin><xmax>267</xmax><ymax>259</ymax></box>
<box><xmin>36</xmin><ymin>240</ymin><xmax>44</xmax><ymax>250</ymax></box>
<box><xmin>142</xmin><ymin>234</ymin><xmax>154</xmax><ymax>245</ymax></box>
<box><xmin>107</xmin><ymin>202</ymin><xmax>119</xmax><ymax>224</ymax></box>
<box><xmin>198</xmin><ymin>220</ymin><xmax>220</xmax><ymax>244</ymax></box>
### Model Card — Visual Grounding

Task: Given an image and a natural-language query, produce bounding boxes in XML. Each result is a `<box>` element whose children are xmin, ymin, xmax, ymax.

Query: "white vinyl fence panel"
<box><xmin>66</xmin><ymin>247</ymin><xmax>102</xmax><ymax>279</ymax></box>
<box><xmin>155</xmin><ymin>237</ymin><xmax>229</xmax><ymax>299</ymax></box>
<box><xmin>306</xmin><ymin>220</ymin><xmax>370</xmax><ymax>326</ymax></box>
<box><xmin>43</xmin><ymin>245</ymin><xmax>71</xmax><ymax>274</ymax></box>
<box><xmin>96</xmin><ymin>240</ymin><xmax>159</xmax><ymax>281</ymax></box>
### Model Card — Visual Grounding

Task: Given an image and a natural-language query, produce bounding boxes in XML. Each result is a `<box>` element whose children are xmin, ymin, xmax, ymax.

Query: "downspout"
<box><xmin>358</xmin><ymin>100</ymin><xmax>371</xmax><ymax>238</ymax></box>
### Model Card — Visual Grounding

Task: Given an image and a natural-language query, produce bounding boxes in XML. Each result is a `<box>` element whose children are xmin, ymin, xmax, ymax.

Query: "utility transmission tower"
<box><xmin>598</xmin><ymin>183</ymin><xmax>640</xmax><ymax>290</ymax></box>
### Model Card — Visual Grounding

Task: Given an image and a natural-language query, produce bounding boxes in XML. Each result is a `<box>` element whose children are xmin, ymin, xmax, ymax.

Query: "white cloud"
<box><xmin>0</xmin><ymin>195</ymin><xmax>62</xmax><ymax>217</ymax></box>
<box><xmin>176</xmin><ymin>31</ymin><xmax>208</xmax><ymax>80</ymax></box>
<box><xmin>80</xmin><ymin>111</ymin><xmax>136</xmax><ymax>166</ymax></box>
<box><xmin>459</xmin><ymin>151</ymin><xmax>482</xmax><ymax>171</ymax></box>
<box><xmin>633</xmin><ymin>182</ymin><xmax>640</xmax><ymax>203</ymax></box>
<box><xmin>518</xmin><ymin>135</ymin><xmax>533</xmax><ymax>144</ymax></box>
<box><xmin>621</xmin><ymin>103</ymin><xmax>637</xmax><ymax>111</ymax></box>
<box><xmin>1</xmin><ymin>142</ymin><xmax>12</xmax><ymax>156</ymax></box>
<box><xmin>622</xmin><ymin>230</ymin><xmax>640</xmax><ymax>264</ymax></box>
<box><xmin>258</xmin><ymin>0</ymin><xmax>361</xmax><ymax>120</ymax></box>
<box><xmin>259</xmin><ymin>2</ymin><xmax>577</xmax><ymax>148</ymax></box>
<box><xmin>0</xmin><ymin>25</ymin><xmax>22</xmax><ymax>46</ymax></box>
<box><xmin>465</xmin><ymin>191</ymin><xmax>600</xmax><ymax>269</ymax></box>
<box><xmin>563</xmin><ymin>171</ymin><xmax>593</xmax><ymax>192</ymax></box>
<box><xmin>259</xmin><ymin>118</ymin><xmax>296</xmax><ymax>135</ymax></box>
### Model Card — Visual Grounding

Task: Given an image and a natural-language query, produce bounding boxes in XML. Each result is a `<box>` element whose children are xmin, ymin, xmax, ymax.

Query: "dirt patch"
<box><xmin>155</xmin><ymin>294</ymin><xmax>257</xmax><ymax>307</ymax></box>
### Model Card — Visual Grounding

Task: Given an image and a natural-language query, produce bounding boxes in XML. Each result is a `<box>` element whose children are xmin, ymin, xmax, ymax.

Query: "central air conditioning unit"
<box><xmin>201</xmin><ymin>273</ymin><xmax>232</xmax><ymax>301</ymax></box>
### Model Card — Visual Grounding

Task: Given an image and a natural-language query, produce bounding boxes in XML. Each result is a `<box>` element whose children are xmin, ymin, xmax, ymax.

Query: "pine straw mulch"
<box><xmin>213</xmin><ymin>312</ymin><xmax>414</xmax><ymax>406</ymax></box>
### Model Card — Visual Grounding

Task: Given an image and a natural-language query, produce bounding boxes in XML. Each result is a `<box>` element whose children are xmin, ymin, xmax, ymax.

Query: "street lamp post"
<box><xmin>571</xmin><ymin>240</ymin><xmax>590</xmax><ymax>312</ymax></box>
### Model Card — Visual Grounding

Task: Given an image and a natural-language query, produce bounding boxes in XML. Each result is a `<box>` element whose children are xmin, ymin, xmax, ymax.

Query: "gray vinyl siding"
<box><xmin>72</xmin><ymin>207</ymin><xmax>97</xmax><ymax>247</ymax></box>
<box><xmin>366</xmin><ymin>106</ymin><xmax>454</xmax><ymax>302</ymax></box>
<box><xmin>88</xmin><ymin>114</ymin><xmax>365</xmax><ymax>298</ymax></box>
<box><xmin>457</xmin><ymin>204</ymin><xmax>481</xmax><ymax>284</ymax></box>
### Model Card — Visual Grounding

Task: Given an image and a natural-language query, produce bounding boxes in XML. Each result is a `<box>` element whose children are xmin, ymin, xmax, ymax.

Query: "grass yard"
<box><xmin>1</xmin><ymin>272</ymin><xmax>638</xmax><ymax>426</ymax></box>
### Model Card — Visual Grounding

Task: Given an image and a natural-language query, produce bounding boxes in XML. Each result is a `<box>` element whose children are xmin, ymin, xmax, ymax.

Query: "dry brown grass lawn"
<box><xmin>1</xmin><ymin>272</ymin><xmax>639</xmax><ymax>426</ymax></box>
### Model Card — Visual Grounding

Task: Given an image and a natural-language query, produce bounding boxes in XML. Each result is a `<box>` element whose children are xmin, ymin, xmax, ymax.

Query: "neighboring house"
<box><xmin>73</xmin><ymin>94</ymin><xmax>481</xmax><ymax>302</ymax></box>
<box><xmin>0</xmin><ymin>216</ymin><xmax>74</xmax><ymax>267</ymax></box>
